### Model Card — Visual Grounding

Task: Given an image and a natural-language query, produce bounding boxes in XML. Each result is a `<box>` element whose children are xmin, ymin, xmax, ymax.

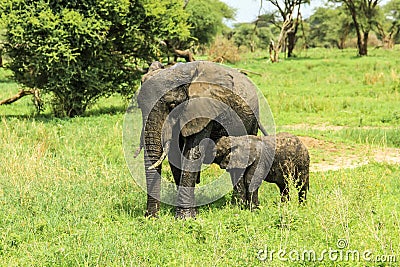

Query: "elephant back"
<box><xmin>137</xmin><ymin>61</ymin><xmax>260</xmax><ymax>136</ymax></box>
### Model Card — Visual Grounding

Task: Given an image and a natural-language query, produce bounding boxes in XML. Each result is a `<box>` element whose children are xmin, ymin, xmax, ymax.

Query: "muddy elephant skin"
<box><xmin>214</xmin><ymin>132</ymin><xmax>310</xmax><ymax>209</ymax></box>
<box><xmin>136</xmin><ymin>61</ymin><xmax>266</xmax><ymax>218</ymax></box>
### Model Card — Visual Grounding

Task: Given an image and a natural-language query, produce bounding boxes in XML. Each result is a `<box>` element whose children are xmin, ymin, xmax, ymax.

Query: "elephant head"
<box><xmin>136</xmin><ymin>61</ymin><xmax>268</xmax><ymax>218</ymax></box>
<box><xmin>214</xmin><ymin>135</ymin><xmax>276</xmax><ymax>208</ymax></box>
<box><xmin>214</xmin><ymin>136</ymin><xmax>258</xmax><ymax>170</ymax></box>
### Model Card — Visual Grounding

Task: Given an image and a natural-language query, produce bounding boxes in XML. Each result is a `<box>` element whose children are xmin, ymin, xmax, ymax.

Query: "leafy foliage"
<box><xmin>0</xmin><ymin>0</ymin><xmax>190</xmax><ymax>117</ymax></box>
<box><xmin>232</xmin><ymin>23</ymin><xmax>272</xmax><ymax>52</ymax></box>
<box><xmin>308</xmin><ymin>5</ymin><xmax>354</xmax><ymax>48</ymax></box>
<box><xmin>332</xmin><ymin>0</ymin><xmax>381</xmax><ymax>55</ymax></box>
<box><xmin>185</xmin><ymin>0</ymin><xmax>235</xmax><ymax>45</ymax></box>
<box><xmin>375</xmin><ymin>0</ymin><xmax>400</xmax><ymax>46</ymax></box>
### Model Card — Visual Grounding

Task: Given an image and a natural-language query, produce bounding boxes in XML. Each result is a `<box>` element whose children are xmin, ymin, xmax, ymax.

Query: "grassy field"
<box><xmin>0</xmin><ymin>48</ymin><xmax>399</xmax><ymax>266</ymax></box>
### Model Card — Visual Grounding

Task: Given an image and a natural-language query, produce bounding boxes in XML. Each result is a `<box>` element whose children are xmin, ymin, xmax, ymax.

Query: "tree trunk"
<box><xmin>346</xmin><ymin>1</ymin><xmax>370</xmax><ymax>56</ymax></box>
<box><xmin>354</xmin><ymin>20</ymin><xmax>365</xmax><ymax>56</ymax></box>
<box><xmin>173</xmin><ymin>49</ymin><xmax>195</xmax><ymax>62</ymax></box>
<box><xmin>360</xmin><ymin>31</ymin><xmax>369</xmax><ymax>56</ymax></box>
<box><xmin>250</xmin><ymin>42</ymin><xmax>255</xmax><ymax>53</ymax></box>
<box><xmin>287</xmin><ymin>30</ymin><xmax>296</xmax><ymax>58</ymax></box>
<box><xmin>269</xmin><ymin>40</ymin><xmax>280</xmax><ymax>63</ymax></box>
<box><xmin>287</xmin><ymin>8</ymin><xmax>301</xmax><ymax>58</ymax></box>
<box><xmin>375</xmin><ymin>22</ymin><xmax>396</xmax><ymax>49</ymax></box>
<box><xmin>269</xmin><ymin>14</ymin><xmax>293</xmax><ymax>63</ymax></box>
<box><xmin>383</xmin><ymin>37</ymin><xmax>394</xmax><ymax>49</ymax></box>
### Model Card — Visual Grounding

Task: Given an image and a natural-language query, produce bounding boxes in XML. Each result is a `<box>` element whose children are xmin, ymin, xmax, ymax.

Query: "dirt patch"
<box><xmin>281</xmin><ymin>123</ymin><xmax>398</xmax><ymax>131</ymax></box>
<box><xmin>298</xmin><ymin>136</ymin><xmax>400</xmax><ymax>172</ymax></box>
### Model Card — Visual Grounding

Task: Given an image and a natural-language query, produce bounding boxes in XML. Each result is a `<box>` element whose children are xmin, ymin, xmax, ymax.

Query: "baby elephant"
<box><xmin>213</xmin><ymin>132</ymin><xmax>310</xmax><ymax>209</ymax></box>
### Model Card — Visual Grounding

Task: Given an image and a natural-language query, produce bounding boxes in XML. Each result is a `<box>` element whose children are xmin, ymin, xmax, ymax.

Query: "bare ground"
<box><xmin>281</xmin><ymin>123</ymin><xmax>398</xmax><ymax>132</ymax></box>
<box><xmin>298</xmin><ymin>136</ymin><xmax>400</xmax><ymax>172</ymax></box>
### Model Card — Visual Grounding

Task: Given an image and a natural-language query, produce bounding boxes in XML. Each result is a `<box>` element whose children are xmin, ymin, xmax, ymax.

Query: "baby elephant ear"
<box><xmin>221</xmin><ymin>138</ymin><xmax>257</xmax><ymax>170</ymax></box>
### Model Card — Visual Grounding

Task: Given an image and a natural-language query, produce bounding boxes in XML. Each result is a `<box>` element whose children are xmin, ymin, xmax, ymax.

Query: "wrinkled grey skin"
<box><xmin>213</xmin><ymin>132</ymin><xmax>310</xmax><ymax>209</ymax></box>
<box><xmin>137</xmin><ymin>61</ymin><xmax>265</xmax><ymax>218</ymax></box>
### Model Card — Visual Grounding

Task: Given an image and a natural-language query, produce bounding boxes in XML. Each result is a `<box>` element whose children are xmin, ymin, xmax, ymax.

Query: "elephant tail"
<box><xmin>258</xmin><ymin>122</ymin><xmax>269</xmax><ymax>136</ymax></box>
<box><xmin>133</xmin><ymin>145</ymin><xmax>143</xmax><ymax>158</ymax></box>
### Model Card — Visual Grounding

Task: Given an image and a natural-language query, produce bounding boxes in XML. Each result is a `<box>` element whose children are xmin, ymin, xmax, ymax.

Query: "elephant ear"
<box><xmin>220</xmin><ymin>137</ymin><xmax>258</xmax><ymax>170</ymax></box>
<box><xmin>180</xmin><ymin>82</ymin><xmax>228</xmax><ymax>137</ymax></box>
<box><xmin>179</xmin><ymin>61</ymin><xmax>244</xmax><ymax>138</ymax></box>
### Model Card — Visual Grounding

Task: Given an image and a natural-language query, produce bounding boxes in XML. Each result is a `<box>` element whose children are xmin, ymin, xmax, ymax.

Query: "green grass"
<box><xmin>234</xmin><ymin>48</ymin><xmax>400</xmax><ymax>128</ymax></box>
<box><xmin>1</xmin><ymin>49</ymin><xmax>399</xmax><ymax>266</ymax></box>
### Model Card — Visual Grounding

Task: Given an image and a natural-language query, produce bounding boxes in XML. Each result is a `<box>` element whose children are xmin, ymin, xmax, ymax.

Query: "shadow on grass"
<box><xmin>0</xmin><ymin>78</ymin><xmax>14</xmax><ymax>84</ymax></box>
<box><xmin>84</xmin><ymin>104</ymin><xmax>129</xmax><ymax>117</ymax></box>
<box><xmin>252</xmin><ymin>55</ymin><xmax>325</xmax><ymax>62</ymax></box>
<box><xmin>199</xmin><ymin>196</ymin><xmax>230</xmax><ymax>211</ymax></box>
<box><xmin>1</xmin><ymin>103</ymin><xmax>131</xmax><ymax>122</ymax></box>
<box><xmin>113</xmin><ymin>195</ymin><xmax>231</xmax><ymax>219</ymax></box>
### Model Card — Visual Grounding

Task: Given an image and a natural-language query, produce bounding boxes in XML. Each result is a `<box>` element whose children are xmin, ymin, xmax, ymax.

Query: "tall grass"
<box><xmin>0</xmin><ymin>49</ymin><xmax>399</xmax><ymax>266</ymax></box>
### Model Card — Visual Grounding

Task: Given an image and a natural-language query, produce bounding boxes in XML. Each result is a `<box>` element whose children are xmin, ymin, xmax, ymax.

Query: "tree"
<box><xmin>185</xmin><ymin>0</ymin><xmax>235</xmax><ymax>45</ymax></box>
<box><xmin>336</xmin><ymin>0</ymin><xmax>381</xmax><ymax>56</ymax></box>
<box><xmin>233</xmin><ymin>23</ymin><xmax>258</xmax><ymax>52</ymax></box>
<box><xmin>262</xmin><ymin>0</ymin><xmax>310</xmax><ymax>62</ymax></box>
<box><xmin>308</xmin><ymin>6</ymin><xmax>353</xmax><ymax>48</ymax></box>
<box><xmin>158</xmin><ymin>0</ymin><xmax>235</xmax><ymax>64</ymax></box>
<box><xmin>0</xmin><ymin>0</ymin><xmax>190</xmax><ymax>117</ymax></box>
<box><xmin>374</xmin><ymin>0</ymin><xmax>400</xmax><ymax>48</ymax></box>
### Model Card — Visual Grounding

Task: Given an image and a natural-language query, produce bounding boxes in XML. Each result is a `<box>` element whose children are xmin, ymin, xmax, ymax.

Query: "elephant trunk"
<box><xmin>144</xmin><ymin>152</ymin><xmax>162</xmax><ymax>217</ymax></box>
<box><xmin>142</xmin><ymin>106</ymin><xmax>169</xmax><ymax>217</ymax></box>
<box><xmin>149</xmin><ymin>141</ymin><xmax>170</xmax><ymax>170</ymax></box>
<box><xmin>143</xmin><ymin>127</ymin><xmax>163</xmax><ymax>217</ymax></box>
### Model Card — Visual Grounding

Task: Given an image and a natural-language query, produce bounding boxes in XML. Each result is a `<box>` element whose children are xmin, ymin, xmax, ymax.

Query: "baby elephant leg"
<box><xmin>276</xmin><ymin>179</ymin><xmax>290</xmax><ymax>202</ymax></box>
<box><xmin>229</xmin><ymin>170</ymin><xmax>247</xmax><ymax>207</ymax></box>
<box><xmin>243</xmin><ymin>166</ymin><xmax>261</xmax><ymax>210</ymax></box>
<box><xmin>296</xmin><ymin>169</ymin><xmax>309</xmax><ymax>204</ymax></box>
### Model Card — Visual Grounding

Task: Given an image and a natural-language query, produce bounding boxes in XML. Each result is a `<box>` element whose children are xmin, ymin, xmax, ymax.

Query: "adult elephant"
<box><xmin>137</xmin><ymin>61</ymin><xmax>268</xmax><ymax>218</ymax></box>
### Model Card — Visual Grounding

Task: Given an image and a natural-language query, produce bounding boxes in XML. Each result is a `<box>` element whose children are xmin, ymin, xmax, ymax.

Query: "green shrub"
<box><xmin>0</xmin><ymin>0</ymin><xmax>190</xmax><ymax>117</ymax></box>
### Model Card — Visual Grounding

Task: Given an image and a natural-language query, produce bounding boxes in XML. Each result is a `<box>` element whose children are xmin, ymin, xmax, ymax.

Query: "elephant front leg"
<box><xmin>229</xmin><ymin>169</ymin><xmax>247</xmax><ymax>207</ymax></box>
<box><xmin>175</xmin><ymin>170</ymin><xmax>198</xmax><ymax>219</ymax></box>
<box><xmin>175</xmin><ymin>128</ymin><xmax>211</xmax><ymax>219</ymax></box>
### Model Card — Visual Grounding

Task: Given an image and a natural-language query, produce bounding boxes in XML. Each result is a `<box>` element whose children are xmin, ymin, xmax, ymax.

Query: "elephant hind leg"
<box><xmin>276</xmin><ymin>180</ymin><xmax>289</xmax><ymax>202</ymax></box>
<box><xmin>247</xmin><ymin>189</ymin><xmax>260</xmax><ymax>211</ymax></box>
<box><xmin>296</xmin><ymin>169</ymin><xmax>309</xmax><ymax>204</ymax></box>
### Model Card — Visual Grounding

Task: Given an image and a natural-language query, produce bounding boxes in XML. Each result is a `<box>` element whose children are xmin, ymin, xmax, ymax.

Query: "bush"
<box><xmin>0</xmin><ymin>0</ymin><xmax>190</xmax><ymax>117</ymax></box>
<box><xmin>207</xmin><ymin>36</ymin><xmax>241</xmax><ymax>64</ymax></box>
